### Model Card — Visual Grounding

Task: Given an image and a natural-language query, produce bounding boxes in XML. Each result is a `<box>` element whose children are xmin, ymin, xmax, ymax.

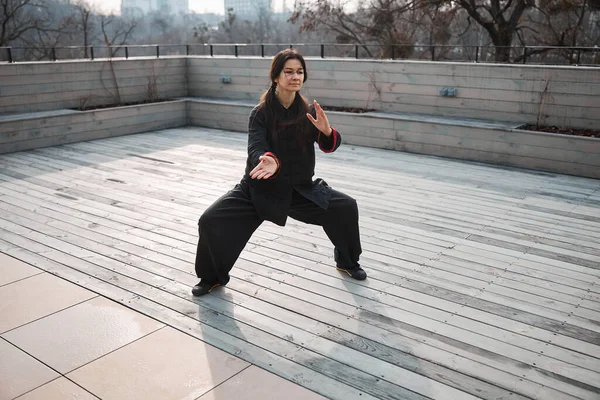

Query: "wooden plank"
<box><xmin>2</xmin><ymin>83</ymin><xmax>186</xmax><ymax>108</ymax></box>
<box><xmin>186</xmin><ymin>102</ymin><xmax>253</xmax><ymax>116</ymax></box>
<box><xmin>253</xmin><ymin>234</ymin><xmax>600</xmax><ymax>339</ymax></box>
<box><xmin>190</xmin><ymin>118</ymin><xmax>248</xmax><ymax>132</ymax></box>
<box><xmin>2</xmin><ymin>126</ymin><xmax>599</xmax><ymax>399</ymax></box>
<box><xmin>2</xmin><ymin>151</ymin><xmax>596</xmax><ymax>350</ymax></box>
<box><xmin>30</xmin><ymin>130</ymin><xmax>600</xmax><ymax>262</ymax></box>
<box><xmin>188</xmin><ymin>57</ymin><xmax>600</xmax><ymax>83</ymax></box>
<box><xmin>0</xmin><ymin>190</ymin><xmax>596</xmax><ymax>396</ymax></box>
<box><xmin>0</xmin><ymin>101</ymin><xmax>186</xmax><ymax>135</ymax></box>
<box><xmin>83</xmin><ymin>130</ymin><xmax>600</xmax><ymax>238</ymax></box>
<box><xmin>0</xmin><ymin>118</ymin><xmax>186</xmax><ymax>154</ymax></box>
<box><xmin>192</xmin><ymin>65</ymin><xmax>600</xmax><ymax>96</ymax></box>
<box><xmin>268</xmin><ymin>226</ymin><xmax>600</xmax><ymax>321</ymax></box>
<box><xmin>238</xmin><ymin>250</ymin><xmax>600</xmax><ymax>398</ymax></box>
<box><xmin>302</xmin><ymin>86</ymin><xmax>600</xmax><ymax>113</ymax></box>
<box><xmin>2</xmin><ymin>110</ymin><xmax>186</xmax><ymax>144</ymax></box>
<box><xmin>8</xmin><ymin>152</ymin><xmax>596</xmax><ymax>358</ymax></box>
<box><xmin>225</xmin><ymin>265</ymin><xmax>573</xmax><ymax>400</ymax></box>
<box><xmin>0</xmin><ymin>58</ymin><xmax>185</xmax><ymax>77</ymax></box>
<box><xmin>0</xmin><ymin>90</ymin><xmax>187</xmax><ymax>115</ymax></box>
<box><xmin>340</xmin><ymin>135</ymin><xmax>600</xmax><ymax>179</ymax></box>
<box><xmin>1</xmin><ymin>65</ymin><xmax>185</xmax><ymax>87</ymax></box>
<box><xmin>316</xmin><ymin>97</ymin><xmax>600</xmax><ymax>130</ymax></box>
<box><xmin>232</xmin><ymin>258</ymin><xmax>597</xmax><ymax>399</ymax></box>
<box><xmin>0</xmin><ymin>74</ymin><xmax>186</xmax><ymax>97</ymax></box>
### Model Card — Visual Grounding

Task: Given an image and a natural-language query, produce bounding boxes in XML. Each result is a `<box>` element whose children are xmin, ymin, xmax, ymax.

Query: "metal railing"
<box><xmin>1</xmin><ymin>43</ymin><xmax>599</xmax><ymax>66</ymax></box>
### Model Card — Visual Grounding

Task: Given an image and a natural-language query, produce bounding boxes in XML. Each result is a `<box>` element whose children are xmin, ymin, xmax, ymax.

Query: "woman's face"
<box><xmin>274</xmin><ymin>59</ymin><xmax>304</xmax><ymax>94</ymax></box>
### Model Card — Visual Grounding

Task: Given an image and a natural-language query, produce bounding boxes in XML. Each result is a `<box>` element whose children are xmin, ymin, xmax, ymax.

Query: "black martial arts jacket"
<box><xmin>241</xmin><ymin>94</ymin><xmax>342</xmax><ymax>226</ymax></box>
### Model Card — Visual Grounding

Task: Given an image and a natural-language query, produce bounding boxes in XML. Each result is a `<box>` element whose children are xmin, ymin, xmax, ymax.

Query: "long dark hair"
<box><xmin>258</xmin><ymin>49</ymin><xmax>311</xmax><ymax>148</ymax></box>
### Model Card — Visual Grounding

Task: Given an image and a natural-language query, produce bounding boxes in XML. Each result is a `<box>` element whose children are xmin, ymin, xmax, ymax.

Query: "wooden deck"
<box><xmin>1</xmin><ymin>127</ymin><xmax>599</xmax><ymax>400</ymax></box>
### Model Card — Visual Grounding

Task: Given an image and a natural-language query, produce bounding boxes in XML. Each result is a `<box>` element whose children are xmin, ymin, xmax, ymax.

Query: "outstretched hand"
<box><xmin>250</xmin><ymin>155</ymin><xmax>278</xmax><ymax>179</ymax></box>
<box><xmin>307</xmin><ymin>100</ymin><xmax>332</xmax><ymax>136</ymax></box>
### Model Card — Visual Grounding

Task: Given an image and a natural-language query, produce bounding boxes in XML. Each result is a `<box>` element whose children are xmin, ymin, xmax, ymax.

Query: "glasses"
<box><xmin>284</xmin><ymin>70</ymin><xmax>304</xmax><ymax>77</ymax></box>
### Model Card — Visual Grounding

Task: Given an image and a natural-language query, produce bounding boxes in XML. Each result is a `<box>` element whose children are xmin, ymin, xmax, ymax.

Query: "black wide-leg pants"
<box><xmin>194</xmin><ymin>184</ymin><xmax>362</xmax><ymax>285</ymax></box>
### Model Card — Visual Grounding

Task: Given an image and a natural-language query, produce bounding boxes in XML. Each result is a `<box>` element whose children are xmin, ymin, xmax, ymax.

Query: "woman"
<box><xmin>192</xmin><ymin>49</ymin><xmax>367</xmax><ymax>297</ymax></box>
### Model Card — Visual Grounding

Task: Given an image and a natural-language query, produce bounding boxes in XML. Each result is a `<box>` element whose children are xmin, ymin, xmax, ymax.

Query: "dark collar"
<box><xmin>274</xmin><ymin>92</ymin><xmax>302</xmax><ymax>114</ymax></box>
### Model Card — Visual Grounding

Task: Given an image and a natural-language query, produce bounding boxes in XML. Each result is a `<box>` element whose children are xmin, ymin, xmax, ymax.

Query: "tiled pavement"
<box><xmin>0</xmin><ymin>253</ymin><xmax>327</xmax><ymax>400</ymax></box>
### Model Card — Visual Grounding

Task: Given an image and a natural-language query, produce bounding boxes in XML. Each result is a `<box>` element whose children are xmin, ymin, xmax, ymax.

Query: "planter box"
<box><xmin>0</xmin><ymin>100</ymin><xmax>187</xmax><ymax>154</ymax></box>
<box><xmin>326</xmin><ymin>111</ymin><xmax>600</xmax><ymax>179</ymax></box>
<box><xmin>186</xmin><ymin>97</ymin><xmax>253</xmax><ymax>132</ymax></box>
<box><xmin>2</xmin><ymin>97</ymin><xmax>598</xmax><ymax>179</ymax></box>
<box><xmin>186</xmin><ymin>97</ymin><xmax>600</xmax><ymax>179</ymax></box>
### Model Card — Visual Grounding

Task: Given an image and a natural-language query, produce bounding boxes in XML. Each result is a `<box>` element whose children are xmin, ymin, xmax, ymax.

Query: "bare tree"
<box><xmin>218</xmin><ymin>8</ymin><xmax>240</xmax><ymax>42</ymax></box>
<box><xmin>515</xmin><ymin>0</ymin><xmax>597</xmax><ymax>63</ymax></box>
<box><xmin>193</xmin><ymin>22</ymin><xmax>211</xmax><ymax>42</ymax></box>
<box><xmin>21</xmin><ymin>11</ymin><xmax>74</xmax><ymax>60</ymax></box>
<box><xmin>254</xmin><ymin>2</ymin><xmax>273</xmax><ymax>42</ymax></box>
<box><xmin>1</xmin><ymin>0</ymin><xmax>51</xmax><ymax>46</ymax></box>
<box><xmin>413</xmin><ymin>0</ymin><xmax>458</xmax><ymax>60</ymax></box>
<box><xmin>72</xmin><ymin>0</ymin><xmax>96</xmax><ymax>57</ymax></box>
<box><xmin>99</xmin><ymin>13</ymin><xmax>137</xmax><ymax>105</ymax></box>
<box><xmin>447</xmin><ymin>0</ymin><xmax>536</xmax><ymax>62</ymax></box>
<box><xmin>2</xmin><ymin>0</ymin><xmax>81</xmax><ymax>60</ymax></box>
<box><xmin>290</xmin><ymin>0</ymin><xmax>421</xmax><ymax>58</ymax></box>
<box><xmin>100</xmin><ymin>13</ymin><xmax>137</xmax><ymax>57</ymax></box>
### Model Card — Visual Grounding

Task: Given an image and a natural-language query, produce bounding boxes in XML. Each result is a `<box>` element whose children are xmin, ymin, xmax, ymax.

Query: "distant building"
<box><xmin>223</xmin><ymin>0</ymin><xmax>272</xmax><ymax>20</ymax></box>
<box><xmin>121</xmin><ymin>0</ymin><xmax>189</xmax><ymax>17</ymax></box>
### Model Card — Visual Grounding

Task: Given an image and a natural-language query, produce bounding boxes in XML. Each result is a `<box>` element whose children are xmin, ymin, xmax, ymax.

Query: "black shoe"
<box><xmin>192</xmin><ymin>280</ymin><xmax>221</xmax><ymax>297</ymax></box>
<box><xmin>336</xmin><ymin>266</ymin><xmax>367</xmax><ymax>280</ymax></box>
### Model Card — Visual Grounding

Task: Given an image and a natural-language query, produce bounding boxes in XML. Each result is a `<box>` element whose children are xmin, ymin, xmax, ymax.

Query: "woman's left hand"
<box><xmin>307</xmin><ymin>100</ymin><xmax>332</xmax><ymax>136</ymax></box>
<box><xmin>250</xmin><ymin>155</ymin><xmax>278</xmax><ymax>179</ymax></box>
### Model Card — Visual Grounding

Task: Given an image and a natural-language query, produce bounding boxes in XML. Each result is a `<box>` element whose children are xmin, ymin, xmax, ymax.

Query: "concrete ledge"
<box><xmin>2</xmin><ymin>97</ymin><xmax>598</xmax><ymax>179</ymax></box>
<box><xmin>0</xmin><ymin>100</ymin><xmax>187</xmax><ymax>154</ymax></box>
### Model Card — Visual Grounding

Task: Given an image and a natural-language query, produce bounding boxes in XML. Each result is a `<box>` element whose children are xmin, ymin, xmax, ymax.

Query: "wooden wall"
<box><xmin>0</xmin><ymin>101</ymin><xmax>187</xmax><ymax>154</ymax></box>
<box><xmin>2</xmin><ymin>56</ymin><xmax>598</xmax><ymax>177</ymax></box>
<box><xmin>0</xmin><ymin>58</ymin><xmax>187</xmax><ymax>115</ymax></box>
<box><xmin>186</xmin><ymin>100</ymin><xmax>600</xmax><ymax>179</ymax></box>
<box><xmin>187</xmin><ymin>98</ymin><xmax>253</xmax><ymax>132</ymax></box>
<box><xmin>187</xmin><ymin>57</ymin><xmax>600</xmax><ymax>130</ymax></box>
<box><xmin>3</xmin><ymin>56</ymin><xmax>596</xmax><ymax>130</ymax></box>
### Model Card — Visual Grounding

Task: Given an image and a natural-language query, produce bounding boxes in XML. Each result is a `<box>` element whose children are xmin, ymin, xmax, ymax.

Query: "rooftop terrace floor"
<box><xmin>1</xmin><ymin>127</ymin><xmax>599</xmax><ymax>400</ymax></box>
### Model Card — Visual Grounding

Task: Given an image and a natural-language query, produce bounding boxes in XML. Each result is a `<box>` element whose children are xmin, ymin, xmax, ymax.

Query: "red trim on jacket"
<box><xmin>318</xmin><ymin>127</ymin><xmax>338</xmax><ymax>153</ymax></box>
<box><xmin>262</xmin><ymin>151</ymin><xmax>280</xmax><ymax>179</ymax></box>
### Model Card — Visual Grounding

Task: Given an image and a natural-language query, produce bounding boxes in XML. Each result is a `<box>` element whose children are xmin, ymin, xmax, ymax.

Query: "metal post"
<box><xmin>261</xmin><ymin>44</ymin><xmax>265</xmax><ymax>57</ymax></box>
<box><xmin>125</xmin><ymin>46</ymin><xmax>129</xmax><ymax>59</ymax></box>
<box><xmin>289</xmin><ymin>44</ymin><xmax>293</xmax><ymax>49</ymax></box>
<box><xmin>355</xmin><ymin>44</ymin><xmax>358</xmax><ymax>59</ymax></box>
<box><xmin>234</xmin><ymin>45</ymin><xmax>238</xmax><ymax>57</ymax></box>
<box><xmin>522</xmin><ymin>47</ymin><xmax>527</xmax><ymax>64</ymax></box>
<box><xmin>156</xmin><ymin>45</ymin><xmax>160</xmax><ymax>58</ymax></box>
<box><xmin>475</xmin><ymin>46</ymin><xmax>479</xmax><ymax>63</ymax></box>
<box><xmin>7</xmin><ymin>47</ymin><xmax>13</xmax><ymax>63</ymax></box>
<box><xmin>52</xmin><ymin>47</ymin><xmax>57</xmax><ymax>61</ymax></box>
<box><xmin>186</xmin><ymin>44</ymin><xmax>189</xmax><ymax>56</ymax></box>
<box><xmin>90</xmin><ymin>46</ymin><xmax>94</xmax><ymax>60</ymax></box>
<box><xmin>210</xmin><ymin>44</ymin><xmax>213</xmax><ymax>57</ymax></box>
<box><xmin>577</xmin><ymin>49</ymin><xmax>581</xmax><ymax>65</ymax></box>
<box><xmin>431</xmin><ymin>46</ymin><xmax>435</xmax><ymax>61</ymax></box>
<box><xmin>320</xmin><ymin>44</ymin><xmax>324</xmax><ymax>58</ymax></box>
<box><xmin>391</xmin><ymin>45</ymin><xmax>395</xmax><ymax>60</ymax></box>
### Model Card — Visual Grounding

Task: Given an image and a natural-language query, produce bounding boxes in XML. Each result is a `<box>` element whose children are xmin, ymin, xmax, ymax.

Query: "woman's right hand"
<box><xmin>250</xmin><ymin>155</ymin><xmax>278</xmax><ymax>179</ymax></box>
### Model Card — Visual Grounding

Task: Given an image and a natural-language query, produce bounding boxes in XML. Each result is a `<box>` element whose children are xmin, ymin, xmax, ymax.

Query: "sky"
<box><xmin>89</xmin><ymin>0</ymin><xmax>291</xmax><ymax>15</ymax></box>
